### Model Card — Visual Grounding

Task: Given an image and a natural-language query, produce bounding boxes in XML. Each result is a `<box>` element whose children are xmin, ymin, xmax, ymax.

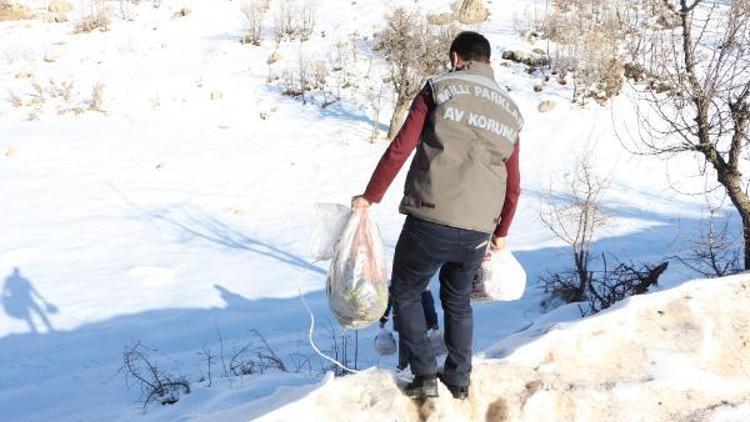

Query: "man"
<box><xmin>352</xmin><ymin>31</ymin><xmax>524</xmax><ymax>400</ymax></box>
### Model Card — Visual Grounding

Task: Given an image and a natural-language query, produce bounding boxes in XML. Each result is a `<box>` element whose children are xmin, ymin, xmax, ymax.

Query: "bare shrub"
<box><xmin>539</xmin><ymin>152</ymin><xmax>671</xmax><ymax>313</ymax></box>
<box><xmin>533</xmin><ymin>0</ymin><xmax>629</xmax><ymax>104</ymax></box>
<box><xmin>227</xmin><ymin>329</ymin><xmax>290</xmax><ymax>376</ymax></box>
<box><xmin>544</xmin><ymin>257</ymin><xmax>668</xmax><ymax>314</ymax></box>
<box><xmin>0</xmin><ymin>1</ymin><xmax>28</xmax><ymax>22</ymax></box>
<box><xmin>240</xmin><ymin>0</ymin><xmax>270</xmax><ymax>46</ymax></box>
<box><xmin>455</xmin><ymin>0</ymin><xmax>489</xmax><ymax>24</ymax></box>
<box><xmin>89</xmin><ymin>82</ymin><xmax>104</xmax><ymax>112</ymax></box>
<box><xmin>120</xmin><ymin>342</ymin><xmax>191</xmax><ymax>410</ymax></box>
<box><xmin>319</xmin><ymin>322</ymin><xmax>359</xmax><ymax>376</ymax></box>
<box><xmin>366</xmin><ymin>85</ymin><xmax>386</xmax><ymax>142</ymax></box>
<box><xmin>677</xmin><ymin>210</ymin><xmax>743</xmax><ymax>278</ymax></box>
<box><xmin>273</xmin><ymin>0</ymin><xmax>316</xmax><ymax>43</ymax></box>
<box><xmin>8</xmin><ymin>90</ymin><xmax>22</xmax><ymax>107</ymax></box>
<box><xmin>75</xmin><ymin>0</ymin><xmax>111</xmax><ymax>33</ymax></box>
<box><xmin>48</xmin><ymin>79</ymin><xmax>75</xmax><ymax>102</ymax></box>
<box><xmin>539</xmin><ymin>153</ymin><xmax>608</xmax><ymax>304</ymax></box>
<box><xmin>277</xmin><ymin>51</ymin><xmax>337</xmax><ymax>108</ymax></box>
<box><xmin>374</xmin><ymin>8</ymin><xmax>458</xmax><ymax>138</ymax></box>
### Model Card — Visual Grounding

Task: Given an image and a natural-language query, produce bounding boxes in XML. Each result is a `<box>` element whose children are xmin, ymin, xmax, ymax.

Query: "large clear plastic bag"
<box><xmin>471</xmin><ymin>249</ymin><xmax>526</xmax><ymax>302</ymax></box>
<box><xmin>326</xmin><ymin>209</ymin><xmax>389</xmax><ymax>329</ymax></box>
<box><xmin>309</xmin><ymin>203</ymin><xmax>352</xmax><ymax>261</ymax></box>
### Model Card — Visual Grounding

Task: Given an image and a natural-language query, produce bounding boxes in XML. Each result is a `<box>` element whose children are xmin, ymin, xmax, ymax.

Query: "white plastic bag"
<box><xmin>309</xmin><ymin>203</ymin><xmax>352</xmax><ymax>261</ymax></box>
<box><xmin>326</xmin><ymin>209</ymin><xmax>389</xmax><ymax>329</ymax></box>
<box><xmin>471</xmin><ymin>249</ymin><xmax>526</xmax><ymax>302</ymax></box>
<box><xmin>374</xmin><ymin>328</ymin><xmax>397</xmax><ymax>356</ymax></box>
<box><xmin>428</xmin><ymin>329</ymin><xmax>447</xmax><ymax>356</ymax></box>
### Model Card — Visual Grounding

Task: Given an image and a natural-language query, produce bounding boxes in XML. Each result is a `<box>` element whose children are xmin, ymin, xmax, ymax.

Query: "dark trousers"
<box><xmin>392</xmin><ymin>216</ymin><xmax>489</xmax><ymax>387</ymax></box>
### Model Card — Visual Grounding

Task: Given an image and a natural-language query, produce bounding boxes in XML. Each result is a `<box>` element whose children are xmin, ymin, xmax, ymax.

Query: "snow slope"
<box><xmin>0</xmin><ymin>0</ymin><xmax>740</xmax><ymax>421</ymax></box>
<box><xmin>263</xmin><ymin>275</ymin><xmax>750</xmax><ymax>422</ymax></box>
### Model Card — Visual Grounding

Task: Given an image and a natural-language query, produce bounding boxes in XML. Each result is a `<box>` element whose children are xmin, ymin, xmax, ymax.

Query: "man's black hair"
<box><xmin>449</xmin><ymin>31</ymin><xmax>491</xmax><ymax>62</ymax></box>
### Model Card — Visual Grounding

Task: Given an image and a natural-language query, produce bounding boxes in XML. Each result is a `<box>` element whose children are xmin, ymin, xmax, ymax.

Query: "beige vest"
<box><xmin>399</xmin><ymin>61</ymin><xmax>524</xmax><ymax>233</ymax></box>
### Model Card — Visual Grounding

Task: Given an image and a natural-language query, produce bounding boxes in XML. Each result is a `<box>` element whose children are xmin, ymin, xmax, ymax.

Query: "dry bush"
<box><xmin>8</xmin><ymin>90</ymin><xmax>22</xmax><ymax>107</ymax></box>
<box><xmin>542</xmin><ymin>257</ymin><xmax>668</xmax><ymax>314</ymax></box>
<box><xmin>273</xmin><ymin>0</ymin><xmax>316</xmax><ymax>43</ymax></box>
<box><xmin>539</xmin><ymin>151</ymin><xmax>669</xmax><ymax>314</ymax></box>
<box><xmin>48</xmin><ymin>79</ymin><xmax>75</xmax><ymax>102</ymax></box>
<box><xmin>278</xmin><ymin>52</ymin><xmax>337</xmax><ymax>108</ymax></box>
<box><xmin>455</xmin><ymin>0</ymin><xmax>489</xmax><ymax>24</ymax></box>
<box><xmin>0</xmin><ymin>1</ymin><xmax>28</xmax><ymax>22</ymax></box>
<box><xmin>89</xmin><ymin>82</ymin><xmax>104</xmax><ymax>111</ymax></box>
<box><xmin>240</xmin><ymin>0</ymin><xmax>270</xmax><ymax>46</ymax></box>
<box><xmin>533</xmin><ymin>0</ymin><xmax>630</xmax><ymax>104</ymax></box>
<box><xmin>427</xmin><ymin>12</ymin><xmax>454</xmax><ymax>26</ymax></box>
<box><xmin>539</xmin><ymin>153</ymin><xmax>608</xmax><ymax>304</ymax></box>
<box><xmin>374</xmin><ymin>7</ymin><xmax>458</xmax><ymax>138</ymax></box>
<box><xmin>120</xmin><ymin>342</ymin><xmax>191</xmax><ymax>410</ymax></box>
<box><xmin>75</xmin><ymin>0</ymin><xmax>111</xmax><ymax>33</ymax></box>
<box><xmin>677</xmin><ymin>211</ymin><xmax>743</xmax><ymax>278</ymax></box>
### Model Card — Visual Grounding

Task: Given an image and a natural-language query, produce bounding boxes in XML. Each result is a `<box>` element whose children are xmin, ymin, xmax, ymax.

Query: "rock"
<box><xmin>502</xmin><ymin>49</ymin><xmax>549</xmax><ymax>68</ymax></box>
<box><xmin>624</xmin><ymin>63</ymin><xmax>646</xmax><ymax>82</ymax></box>
<box><xmin>455</xmin><ymin>0</ymin><xmax>489</xmax><ymax>24</ymax></box>
<box><xmin>210</xmin><ymin>90</ymin><xmax>223</xmax><ymax>101</ymax></box>
<box><xmin>172</xmin><ymin>7</ymin><xmax>190</xmax><ymax>19</ymax></box>
<box><xmin>427</xmin><ymin>12</ymin><xmax>454</xmax><ymax>26</ymax></box>
<box><xmin>532</xmin><ymin>48</ymin><xmax>546</xmax><ymax>56</ymax></box>
<box><xmin>15</xmin><ymin>70</ymin><xmax>33</xmax><ymax>79</ymax></box>
<box><xmin>48</xmin><ymin>0</ymin><xmax>73</xmax><ymax>13</ymax></box>
<box><xmin>50</xmin><ymin>13</ymin><xmax>68</xmax><ymax>23</ymax></box>
<box><xmin>533</xmin><ymin>85</ymin><xmax>543</xmax><ymax>93</ymax></box>
<box><xmin>44</xmin><ymin>51</ymin><xmax>58</xmax><ymax>63</ymax></box>
<box><xmin>538</xmin><ymin>100</ymin><xmax>556</xmax><ymax>113</ymax></box>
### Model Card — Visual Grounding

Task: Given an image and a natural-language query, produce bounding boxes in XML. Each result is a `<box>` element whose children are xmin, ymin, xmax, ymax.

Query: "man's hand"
<box><xmin>351</xmin><ymin>195</ymin><xmax>372</xmax><ymax>210</ymax></box>
<box><xmin>491</xmin><ymin>235</ymin><xmax>506</xmax><ymax>251</ymax></box>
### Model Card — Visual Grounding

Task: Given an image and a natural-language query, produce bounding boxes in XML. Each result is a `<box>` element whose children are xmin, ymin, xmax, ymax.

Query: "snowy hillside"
<box><xmin>0</xmin><ymin>0</ymin><xmax>742</xmax><ymax>421</ymax></box>
<box><xmin>262</xmin><ymin>274</ymin><xmax>750</xmax><ymax>422</ymax></box>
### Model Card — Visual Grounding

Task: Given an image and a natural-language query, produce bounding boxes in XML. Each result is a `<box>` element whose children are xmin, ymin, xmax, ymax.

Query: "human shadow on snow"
<box><xmin>1</xmin><ymin>267</ymin><xmax>58</xmax><ymax>335</ymax></box>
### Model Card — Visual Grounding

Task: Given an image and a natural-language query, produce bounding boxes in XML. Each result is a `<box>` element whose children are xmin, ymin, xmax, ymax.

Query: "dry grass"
<box><xmin>0</xmin><ymin>2</ymin><xmax>28</xmax><ymax>22</ymax></box>
<box><xmin>89</xmin><ymin>82</ymin><xmax>105</xmax><ymax>112</ymax></box>
<box><xmin>75</xmin><ymin>1</ymin><xmax>111</xmax><ymax>33</ymax></box>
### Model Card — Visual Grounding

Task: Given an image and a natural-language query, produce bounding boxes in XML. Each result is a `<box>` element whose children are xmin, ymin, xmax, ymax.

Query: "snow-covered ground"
<box><xmin>0</xmin><ymin>0</ymin><xmax>742</xmax><ymax>421</ymax></box>
<box><xmin>262</xmin><ymin>274</ymin><xmax>750</xmax><ymax>421</ymax></box>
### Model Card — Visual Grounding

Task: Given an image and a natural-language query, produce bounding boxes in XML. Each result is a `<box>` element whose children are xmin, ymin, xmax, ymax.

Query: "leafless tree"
<box><xmin>626</xmin><ymin>0</ymin><xmax>750</xmax><ymax>269</ymax></box>
<box><xmin>240</xmin><ymin>0</ymin><xmax>270</xmax><ymax>46</ymax></box>
<box><xmin>373</xmin><ymin>8</ymin><xmax>458</xmax><ymax>139</ymax></box>
<box><xmin>677</xmin><ymin>209</ymin><xmax>743</xmax><ymax>277</ymax></box>
<box><xmin>273</xmin><ymin>0</ymin><xmax>316</xmax><ymax>43</ymax></box>
<box><xmin>540</xmin><ymin>154</ymin><xmax>609</xmax><ymax>302</ymax></box>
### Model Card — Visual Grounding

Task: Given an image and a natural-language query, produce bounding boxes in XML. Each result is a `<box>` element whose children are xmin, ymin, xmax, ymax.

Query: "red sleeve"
<box><xmin>363</xmin><ymin>84</ymin><xmax>433</xmax><ymax>203</ymax></box>
<box><xmin>494</xmin><ymin>137</ymin><xmax>521</xmax><ymax>237</ymax></box>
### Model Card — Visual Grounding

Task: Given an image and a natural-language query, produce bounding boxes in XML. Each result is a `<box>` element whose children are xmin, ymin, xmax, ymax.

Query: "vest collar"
<box><xmin>454</xmin><ymin>61</ymin><xmax>494</xmax><ymax>79</ymax></box>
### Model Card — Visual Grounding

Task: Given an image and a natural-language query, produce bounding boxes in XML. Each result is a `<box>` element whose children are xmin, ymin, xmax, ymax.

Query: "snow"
<box><xmin>263</xmin><ymin>275</ymin><xmax>750</xmax><ymax>422</ymax></box>
<box><xmin>0</xmin><ymin>0</ymin><xmax>745</xmax><ymax>421</ymax></box>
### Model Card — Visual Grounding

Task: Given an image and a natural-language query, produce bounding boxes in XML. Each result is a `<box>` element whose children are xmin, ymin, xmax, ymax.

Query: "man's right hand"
<box><xmin>351</xmin><ymin>195</ymin><xmax>372</xmax><ymax>210</ymax></box>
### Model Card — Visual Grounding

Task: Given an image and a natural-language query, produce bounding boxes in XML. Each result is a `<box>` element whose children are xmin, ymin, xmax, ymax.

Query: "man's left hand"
<box><xmin>491</xmin><ymin>236</ymin><xmax>506</xmax><ymax>251</ymax></box>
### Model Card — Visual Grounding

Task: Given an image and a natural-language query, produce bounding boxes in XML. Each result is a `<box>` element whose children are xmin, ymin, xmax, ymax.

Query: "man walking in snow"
<box><xmin>352</xmin><ymin>31</ymin><xmax>524</xmax><ymax>400</ymax></box>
